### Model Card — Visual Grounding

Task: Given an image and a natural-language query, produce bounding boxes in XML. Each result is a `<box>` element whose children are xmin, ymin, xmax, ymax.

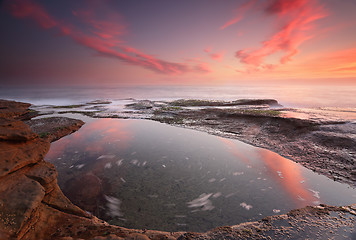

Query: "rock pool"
<box><xmin>45</xmin><ymin>118</ymin><xmax>356</xmax><ymax>232</ymax></box>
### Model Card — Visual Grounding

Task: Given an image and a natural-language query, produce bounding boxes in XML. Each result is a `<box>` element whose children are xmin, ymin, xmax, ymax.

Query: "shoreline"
<box><xmin>157</xmin><ymin>108</ymin><xmax>356</xmax><ymax>187</ymax></box>
<box><xmin>0</xmin><ymin>99</ymin><xmax>355</xmax><ymax>239</ymax></box>
<box><xmin>124</xmin><ymin>99</ymin><xmax>356</xmax><ymax>187</ymax></box>
<box><xmin>32</xmin><ymin>98</ymin><xmax>356</xmax><ymax>187</ymax></box>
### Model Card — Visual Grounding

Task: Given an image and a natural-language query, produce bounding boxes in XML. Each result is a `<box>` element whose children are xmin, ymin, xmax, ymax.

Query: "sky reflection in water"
<box><xmin>45</xmin><ymin>118</ymin><xmax>356</xmax><ymax>232</ymax></box>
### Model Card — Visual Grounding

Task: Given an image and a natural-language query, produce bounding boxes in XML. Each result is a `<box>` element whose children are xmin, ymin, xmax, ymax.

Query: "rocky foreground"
<box><xmin>0</xmin><ymin>99</ymin><xmax>355</xmax><ymax>239</ymax></box>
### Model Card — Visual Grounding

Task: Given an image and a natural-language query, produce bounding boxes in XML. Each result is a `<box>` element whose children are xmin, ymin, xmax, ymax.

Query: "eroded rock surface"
<box><xmin>178</xmin><ymin>205</ymin><xmax>356</xmax><ymax>239</ymax></box>
<box><xmin>0</xmin><ymin>100</ymin><xmax>96</xmax><ymax>239</ymax></box>
<box><xmin>0</xmin><ymin>99</ymin><xmax>355</xmax><ymax>239</ymax></box>
<box><xmin>0</xmin><ymin>100</ymin><xmax>32</xmax><ymax>120</ymax></box>
<box><xmin>152</xmin><ymin>107</ymin><xmax>356</xmax><ymax>187</ymax></box>
<box><xmin>26</xmin><ymin>117</ymin><xmax>84</xmax><ymax>142</ymax></box>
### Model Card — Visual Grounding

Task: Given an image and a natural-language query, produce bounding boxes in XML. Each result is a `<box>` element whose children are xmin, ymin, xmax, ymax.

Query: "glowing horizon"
<box><xmin>0</xmin><ymin>0</ymin><xmax>355</xmax><ymax>86</ymax></box>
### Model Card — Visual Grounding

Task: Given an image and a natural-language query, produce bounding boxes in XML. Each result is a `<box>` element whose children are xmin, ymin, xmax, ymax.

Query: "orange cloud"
<box><xmin>230</xmin><ymin>0</ymin><xmax>328</xmax><ymax>72</ymax></box>
<box><xmin>5</xmin><ymin>0</ymin><xmax>211</xmax><ymax>76</ymax></box>
<box><xmin>232</xmin><ymin>46</ymin><xmax>356</xmax><ymax>83</ymax></box>
<box><xmin>297</xmin><ymin>47</ymin><xmax>356</xmax><ymax>77</ymax></box>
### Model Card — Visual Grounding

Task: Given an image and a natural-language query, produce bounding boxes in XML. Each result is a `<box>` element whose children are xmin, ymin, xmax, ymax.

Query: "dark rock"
<box><xmin>169</xmin><ymin>99</ymin><xmax>281</xmax><ymax>107</ymax></box>
<box><xmin>26</xmin><ymin>117</ymin><xmax>84</xmax><ymax>142</ymax></box>
<box><xmin>125</xmin><ymin>100</ymin><xmax>155</xmax><ymax>110</ymax></box>
<box><xmin>232</xmin><ymin>99</ymin><xmax>280</xmax><ymax>106</ymax></box>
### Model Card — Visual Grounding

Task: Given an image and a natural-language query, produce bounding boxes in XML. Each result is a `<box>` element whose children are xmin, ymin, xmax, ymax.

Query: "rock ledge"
<box><xmin>0</xmin><ymin>99</ymin><xmax>355</xmax><ymax>240</ymax></box>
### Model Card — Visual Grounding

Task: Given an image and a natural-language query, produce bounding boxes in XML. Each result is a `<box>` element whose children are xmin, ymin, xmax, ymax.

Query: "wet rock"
<box><xmin>125</xmin><ymin>100</ymin><xmax>155</xmax><ymax>110</ymax></box>
<box><xmin>87</xmin><ymin>100</ymin><xmax>112</xmax><ymax>105</ymax></box>
<box><xmin>177</xmin><ymin>205</ymin><xmax>356</xmax><ymax>239</ymax></box>
<box><xmin>169</xmin><ymin>99</ymin><xmax>281</xmax><ymax>107</ymax></box>
<box><xmin>311</xmin><ymin>131</ymin><xmax>356</xmax><ymax>150</ymax></box>
<box><xmin>63</xmin><ymin>174</ymin><xmax>104</xmax><ymax>216</ymax></box>
<box><xmin>26</xmin><ymin>117</ymin><xmax>84</xmax><ymax>142</ymax></box>
<box><xmin>231</xmin><ymin>99</ymin><xmax>280</xmax><ymax>106</ymax></box>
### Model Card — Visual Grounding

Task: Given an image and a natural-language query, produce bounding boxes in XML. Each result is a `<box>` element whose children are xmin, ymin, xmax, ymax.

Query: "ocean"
<box><xmin>1</xmin><ymin>84</ymin><xmax>356</xmax><ymax>108</ymax></box>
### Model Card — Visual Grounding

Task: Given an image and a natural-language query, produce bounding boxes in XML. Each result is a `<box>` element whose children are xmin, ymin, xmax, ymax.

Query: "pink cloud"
<box><xmin>72</xmin><ymin>4</ymin><xmax>127</xmax><ymax>40</ymax></box>
<box><xmin>204</xmin><ymin>47</ymin><xmax>225</xmax><ymax>62</ymax></box>
<box><xmin>5</xmin><ymin>0</ymin><xmax>210</xmax><ymax>75</ymax></box>
<box><xmin>185</xmin><ymin>58</ymin><xmax>213</xmax><ymax>73</ymax></box>
<box><xmin>209</xmin><ymin>52</ymin><xmax>224</xmax><ymax>62</ymax></box>
<box><xmin>5</xmin><ymin>0</ymin><xmax>57</xmax><ymax>29</ymax></box>
<box><xmin>204</xmin><ymin>47</ymin><xmax>212</xmax><ymax>53</ymax></box>
<box><xmin>220</xmin><ymin>0</ymin><xmax>257</xmax><ymax>30</ymax></box>
<box><xmin>194</xmin><ymin>63</ymin><xmax>213</xmax><ymax>73</ymax></box>
<box><xmin>265</xmin><ymin>0</ymin><xmax>308</xmax><ymax>15</ymax></box>
<box><xmin>233</xmin><ymin>0</ymin><xmax>328</xmax><ymax>71</ymax></box>
<box><xmin>220</xmin><ymin>15</ymin><xmax>243</xmax><ymax>30</ymax></box>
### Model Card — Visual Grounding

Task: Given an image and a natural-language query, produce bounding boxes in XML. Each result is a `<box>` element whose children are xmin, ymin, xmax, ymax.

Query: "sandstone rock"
<box><xmin>25</xmin><ymin>161</ymin><xmax>58</xmax><ymax>191</ymax></box>
<box><xmin>0</xmin><ymin>173</ymin><xmax>45</xmax><ymax>238</ymax></box>
<box><xmin>43</xmin><ymin>183</ymin><xmax>92</xmax><ymax>219</ymax></box>
<box><xmin>93</xmin><ymin>235</ymin><xmax>124</xmax><ymax>240</ymax></box>
<box><xmin>0</xmin><ymin>137</ymin><xmax>50</xmax><ymax>177</ymax></box>
<box><xmin>125</xmin><ymin>233</ymin><xmax>150</xmax><ymax>240</ymax></box>
<box><xmin>24</xmin><ymin>161</ymin><xmax>91</xmax><ymax>218</ymax></box>
<box><xmin>0</xmin><ymin>119</ymin><xmax>37</xmax><ymax>142</ymax></box>
<box><xmin>20</xmin><ymin>203</ymin><xmax>106</xmax><ymax>240</ymax></box>
<box><xmin>0</xmin><ymin>99</ymin><xmax>32</xmax><ymax>120</ymax></box>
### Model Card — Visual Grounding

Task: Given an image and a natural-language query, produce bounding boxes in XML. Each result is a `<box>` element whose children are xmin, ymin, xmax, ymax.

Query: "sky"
<box><xmin>0</xmin><ymin>0</ymin><xmax>355</xmax><ymax>86</ymax></box>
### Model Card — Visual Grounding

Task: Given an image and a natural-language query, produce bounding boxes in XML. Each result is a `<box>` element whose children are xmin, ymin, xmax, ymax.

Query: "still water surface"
<box><xmin>45</xmin><ymin>118</ymin><xmax>356</xmax><ymax>232</ymax></box>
